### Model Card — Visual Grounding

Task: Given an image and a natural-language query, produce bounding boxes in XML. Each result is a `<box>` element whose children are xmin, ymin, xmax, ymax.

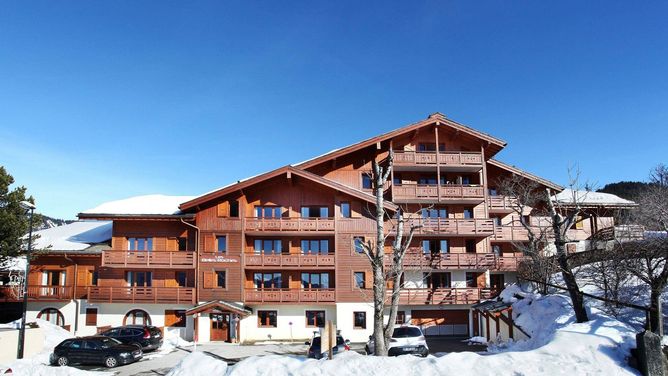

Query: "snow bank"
<box><xmin>144</xmin><ymin>329</ymin><xmax>194</xmax><ymax>359</ymax></box>
<box><xmin>186</xmin><ymin>284</ymin><xmax>637</xmax><ymax>376</ymax></box>
<box><xmin>2</xmin><ymin>319</ymin><xmax>111</xmax><ymax>375</ymax></box>
<box><xmin>82</xmin><ymin>195</ymin><xmax>196</xmax><ymax>215</ymax></box>
<box><xmin>466</xmin><ymin>336</ymin><xmax>487</xmax><ymax>344</ymax></box>
<box><xmin>166</xmin><ymin>352</ymin><xmax>228</xmax><ymax>376</ymax></box>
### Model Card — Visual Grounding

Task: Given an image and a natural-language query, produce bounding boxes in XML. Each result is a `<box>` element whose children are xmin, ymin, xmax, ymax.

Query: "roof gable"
<box><xmin>295</xmin><ymin>113</ymin><xmax>507</xmax><ymax>170</ymax></box>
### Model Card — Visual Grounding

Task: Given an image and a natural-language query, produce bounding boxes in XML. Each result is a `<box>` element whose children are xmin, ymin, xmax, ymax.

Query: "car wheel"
<box><xmin>56</xmin><ymin>356</ymin><xmax>69</xmax><ymax>367</ymax></box>
<box><xmin>130</xmin><ymin>342</ymin><xmax>142</xmax><ymax>349</ymax></box>
<box><xmin>104</xmin><ymin>356</ymin><xmax>118</xmax><ymax>368</ymax></box>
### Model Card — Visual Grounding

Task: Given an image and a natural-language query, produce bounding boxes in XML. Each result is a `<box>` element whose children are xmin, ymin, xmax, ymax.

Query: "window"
<box><xmin>128</xmin><ymin>237</ymin><xmax>152</xmax><ymax>251</ymax></box>
<box><xmin>421</xmin><ymin>208</ymin><xmax>448</xmax><ymax>218</ymax></box>
<box><xmin>255</xmin><ymin>206</ymin><xmax>282</xmax><ymax>218</ymax></box>
<box><xmin>353</xmin><ymin>312</ymin><xmax>366</xmax><ymax>329</ymax></box>
<box><xmin>340</xmin><ymin>202</ymin><xmax>351</xmax><ymax>218</ymax></box>
<box><xmin>254</xmin><ymin>239</ymin><xmax>282</xmax><ymax>254</ymax></box>
<box><xmin>230</xmin><ymin>201</ymin><xmax>239</xmax><ymax>217</ymax></box>
<box><xmin>300</xmin><ymin>239</ymin><xmax>329</xmax><ymax>255</ymax></box>
<box><xmin>38</xmin><ymin>308</ymin><xmax>64</xmax><ymax>326</ymax></box>
<box><xmin>425</xmin><ymin>272</ymin><xmax>451</xmax><ymax>288</ymax></box>
<box><xmin>465</xmin><ymin>239</ymin><xmax>477</xmax><ymax>253</ymax></box>
<box><xmin>89</xmin><ymin>270</ymin><xmax>98</xmax><ymax>286</ymax></box>
<box><xmin>217</xmin><ymin>236</ymin><xmax>227</xmax><ymax>253</ymax></box>
<box><xmin>488</xmin><ymin>188</ymin><xmax>498</xmax><ymax>196</ymax></box>
<box><xmin>354</xmin><ymin>272</ymin><xmax>366</xmax><ymax>289</ymax></box>
<box><xmin>254</xmin><ymin>273</ymin><xmax>282</xmax><ymax>289</ymax></box>
<box><xmin>85</xmin><ymin>308</ymin><xmax>97</xmax><ymax>326</ymax></box>
<box><xmin>176</xmin><ymin>271</ymin><xmax>187</xmax><ymax>287</ymax></box>
<box><xmin>125</xmin><ymin>271</ymin><xmax>152</xmax><ymax>287</ymax></box>
<box><xmin>492</xmin><ymin>244</ymin><xmax>502</xmax><ymax>256</ymax></box>
<box><xmin>463</xmin><ymin>208</ymin><xmax>474</xmax><ymax>219</ymax></box>
<box><xmin>216</xmin><ymin>271</ymin><xmax>226</xmax><ymax>288</ymax></box>
<box><xmin>362</xmin><ymin>173</ymin><xmax>372</xmax><ymax>189</ymax></box>
<box><xmin>178</xmin><ymin>237</ymin><xmax>188</xmax><ymax>251</ymax></box>
<box><xmin>301</xmin><ymin>273</ymin><xmax>330</xmax><ymax>289</ymax></box>
<box><xmin>492</xmin><ymin>217</ymin><xmax>501</xmax><ymax>226</ymax></box>
<box><xmin>301</xmin><ymin>206</ymin><xmax>329</xmax><ymax>218</ymax></box>
<box><xmin>465</xmin><ymin>272</ymin><xmax>478</xmax><ymax>288</ymax></box>
<box><xmin>124</xmin><ymin>309</ymin><xmax>151</xmax><ymax>325</ymax></box>
<box><xmin>258</xmin><ymin>310</ymin><xmax>277</xmax><ymax>328</ymax></box>
<box><xmin>422</xmin><ymin>239</ymin><xmax>449</xmax><ymax>254</ymax></box>
<box><xmin>418</xmin><ymin>143</ymin><xmax>445</xmax><ymax>152</ymax></box>
<box><xmin>305</xmin><ymin>310</ymin><xmax>326</xmax><ymax>327</ymax></box>
<box><xmin>461</xmin><ymin>175</ymin><xmax>471</xmax><ymax>185</ymax></box>
<box><xmin>165</xmin><ymin>310</ymin><xmax>187</xmax><ymax>327</ymax></box>
<box><xmin>396</xmin><ymin>311</ymin><xmax>406</xmax><ymax>325</ymax></box>
<box><xmin>354</xmin><ymin>237</ymin><xmax>365</xmax><ymax>253</ymax></box>
<box><xmin>418</xmin><ymin>176</ymin><xmax>444</xmax><ymax>185</ymax></box>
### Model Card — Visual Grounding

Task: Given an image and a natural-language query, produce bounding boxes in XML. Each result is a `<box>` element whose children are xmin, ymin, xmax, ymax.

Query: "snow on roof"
<box><xmin>81</xmin><ymin>194</ymin><xmax>196</xmax><ymax>215</ymax></box>
<box><xmin>552</xmin><ymin>189</ymin><xmax>637</xmax><ymax>207</ymax></box>
<box><xmin>0</xmin><ymin>256</ymin><xmax>26</xmax><ymax>271</ymax></box>
<box><xmin>32</xmin><ymin>220</ymin><xmax>112</xmax><ymax>251</ymax></box>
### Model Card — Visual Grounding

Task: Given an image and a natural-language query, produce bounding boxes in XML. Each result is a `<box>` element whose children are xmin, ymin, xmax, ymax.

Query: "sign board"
<box><xmin>320</xmin><ymin>320</ymin><xmax>336</xmax><ymax>359</ymax></box>
<box><xmin>200</xmin><ymin>255</ymin><xmax>239</xmax><ymax>263</ymax></box>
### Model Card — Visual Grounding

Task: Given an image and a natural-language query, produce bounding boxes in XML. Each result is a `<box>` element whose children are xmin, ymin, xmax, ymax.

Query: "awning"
<box><xmin>185</xmin><ymin>300</ymin><xmax>252</xmax><ymax>317</ymax></box>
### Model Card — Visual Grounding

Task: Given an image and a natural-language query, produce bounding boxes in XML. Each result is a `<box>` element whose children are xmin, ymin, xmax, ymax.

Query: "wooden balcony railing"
<box><xmin>398</xmin><ymin>287</ymin><xmax>494</xmax><ymax>305</ymax></box>
<box><xmin>487</xmin><ymin>196</ymin><xmax>517</xmax><ymax>212</ymax></box>
<box><xmin>88</xmin><ymin>286</ymin><xmax>195</xmax><ymax>304</ymax></box>
<box><xmin>102</xmin><ymin>251</ymin><xmax>196</xmax><ymax>268</ymax></box>
<box><xmin>405</xmin><ymin>218</ymin><xmax>495</xmax><ymax>235</ymax></box>
<box><xmin>393</xmin><ymin>151</ymin><xmax>483</xmax><ymax>167</ymax></box>
<box><xmin>244</xmin><ymin>288</ymin><xmax>336</xmax><ymax>303</ymax></box>
<box><xmin>0</xmin><ymin>285</ymin><xmax>74</xmax><ymax>302</ymax></box>
<box><xmin>491</xmin><ymin>225</ymin><xmax>530</xmax><ymax>242</ymax></box>
<box><xmin>393</xmin><ymin>184</ymin><xmax>484</xmax><ymax>201</ymax></box>
<box><xmin>244</xmin><ymin>253</ymin><xmax>335</xmax><ymax>267</ymax></box>
<box><xmin>245</xmin><ymin>218</ymin><xmax>335</xmax><ymax>232</ymax></box>
<box><xmin>388</xmin><ymin>252</ymin><xmax>523</xmax><ymax>271</ymax></box>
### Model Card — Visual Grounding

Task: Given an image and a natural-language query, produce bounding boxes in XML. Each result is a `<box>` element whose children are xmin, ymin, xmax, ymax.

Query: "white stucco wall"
<box><xmin>240</xmin><ymin>304</ymin><xmax>337</xmax><ymax>343</ymax></box>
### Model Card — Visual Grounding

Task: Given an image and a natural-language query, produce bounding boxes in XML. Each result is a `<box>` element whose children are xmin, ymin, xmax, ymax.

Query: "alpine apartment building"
<box><xmin>0</xmin><ymin>113</ymin><xmax>633</xmax><ymax>344</ymax></box>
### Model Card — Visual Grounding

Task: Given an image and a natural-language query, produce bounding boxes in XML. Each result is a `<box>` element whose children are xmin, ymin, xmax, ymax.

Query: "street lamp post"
<box><xmin>17</xmin><ymin>200</ymin><xmax>36</xmax><ymax>359</ymax></box>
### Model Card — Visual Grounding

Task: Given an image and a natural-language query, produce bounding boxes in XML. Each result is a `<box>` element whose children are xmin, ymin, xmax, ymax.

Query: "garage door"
<box><xmin>411</xmin><ymin>310</ymin><xmax>469</xmax><ymax>336</ymax></box>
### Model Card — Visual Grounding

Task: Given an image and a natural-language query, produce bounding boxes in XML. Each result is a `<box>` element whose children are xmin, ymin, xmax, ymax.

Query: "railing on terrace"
<box><xmin>393</xmin><ymin>151</ymin><xmax>483</xmax><ymax>167</ymax></box>
<box><xmin>244</xmin><ymin>253</ymin><xmax>335</xmax><ymax>267</ymax></box>
<box><xmin>393</xmin><ymin>184</ymin><xmax>484</xmax><ymax>201</ymax></box>
<box><xmin>102</xmin><ymin>251</ymin><xmax>196</xmax><ymax>268</ymax></box>
<box><xmin>87</xmin><ymin>286</ymin><xmax>195</xmax><ymax>304</ymax></box>
<box><xmin>245</xmin><ymin>218</ymin><xmax>335</xmax><ymax>232</ymax></box>
<box><xmin>244</xmin><ymin>288</ymin><xmax>336</xmax><ymax>303</ymax></box>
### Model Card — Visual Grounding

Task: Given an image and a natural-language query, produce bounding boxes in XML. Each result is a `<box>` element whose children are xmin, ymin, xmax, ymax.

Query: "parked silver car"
<box><xmin>365</xmin><ymin>325</ymin><xmax>429</xmax><ymax>357</ymax></box>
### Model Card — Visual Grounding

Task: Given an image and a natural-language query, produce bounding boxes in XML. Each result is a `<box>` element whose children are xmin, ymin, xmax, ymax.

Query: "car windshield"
<box><xmin>311</xmin><ymin>336</ymin><xmax>344</xmax><ymax>347</ymax></box>
<box><xmin>98</xmin><ymin>337</ymin><xmax>122</xmax><ymax>348</ymax></box>
<box><xmin>392</xmin><ymin>327</ymin><xmax>422</xmax><ymax>338</ymax></box>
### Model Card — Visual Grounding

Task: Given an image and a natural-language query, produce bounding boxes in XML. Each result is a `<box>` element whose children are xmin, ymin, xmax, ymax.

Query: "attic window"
<box><xmin>418</xmin><ymin>143</ymin><xmax>445</xmax><ymax>152</ymax></box>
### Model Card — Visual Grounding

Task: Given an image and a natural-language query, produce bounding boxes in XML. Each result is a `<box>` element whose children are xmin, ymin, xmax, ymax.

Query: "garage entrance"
<box><xmin>411</xmin><ymin>309</ymin><xmax>469</xmax><ymax>336</ymax></box>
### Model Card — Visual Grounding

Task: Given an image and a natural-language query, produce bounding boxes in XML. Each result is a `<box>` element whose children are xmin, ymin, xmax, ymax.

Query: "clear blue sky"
<box><xmin>1</xmin><ymin>1</ymin><xmax>666</xmax><ymax>219</ymax></box>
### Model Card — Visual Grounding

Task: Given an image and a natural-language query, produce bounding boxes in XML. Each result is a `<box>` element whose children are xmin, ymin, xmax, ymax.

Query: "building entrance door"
<box><xmin>210</xmin><ymin>313</ymin><xmax>230</xmax><ymax>342</ymax></box>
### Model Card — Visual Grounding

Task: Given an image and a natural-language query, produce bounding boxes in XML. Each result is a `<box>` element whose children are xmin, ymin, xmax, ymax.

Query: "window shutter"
<box><xmin>217</xmin><ymin>201</ymin><xmax>230</xmax><ymax>217</ymax></box>
<box><xmin>203</xmin><ymin>271</ymin><xmax>214</xmax><ymax>288</ymax></box>
<box><xmin>351</xmin><ymin>201</ymin><xmax>362</xmax><ymax>218</ymax></box>
<box><xmin>85</xmin><ymin>308</ymin><xmax>98</xmax><ymax>326</ymax></box>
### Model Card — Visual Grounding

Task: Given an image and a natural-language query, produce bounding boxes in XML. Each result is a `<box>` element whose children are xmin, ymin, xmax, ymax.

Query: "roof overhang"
<box><xmin>180</xmin><ymin>166</ymin><xmax>398</xmax><ymax>212</ymax></box>
<box><xmin>186</xmin><ymin>300</ymin><xmax>252</xmax><ymax>317</ymax></box>
<box><xmin>294</xmin><ymin>113</ymin><xmax>507</xmax><ymax>170</ymax></box>
<box><xmin>487</xmin><ymin>159</ymin><xmax>563</xmax><ymax>191</ymax></box>
<box><xmin>77</xmin><ymin>213</ymin><xmax>196</xmax><ymax>221</ymax></box>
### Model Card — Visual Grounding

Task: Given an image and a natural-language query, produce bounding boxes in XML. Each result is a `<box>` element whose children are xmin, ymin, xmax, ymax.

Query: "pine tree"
<box><xmin>0</xmin><ymin>166</ymin><xmax>42</xmax><ymax>266</ymax></box>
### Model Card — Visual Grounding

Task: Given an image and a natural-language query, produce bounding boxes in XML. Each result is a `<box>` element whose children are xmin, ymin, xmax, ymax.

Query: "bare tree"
<box><xmin>498</xmin><ymin>171</ymin><xmax>590</xmax><ymax>322</ymax></box>
<box><xmin>357</xmin><ymin>150</ymin><xmax>420</xmax><ymax>356</ymax></box>
<box><xmin>618</xmin><ymin>164</ymin><xmax>668</xmax><ymax>334</ymax></box>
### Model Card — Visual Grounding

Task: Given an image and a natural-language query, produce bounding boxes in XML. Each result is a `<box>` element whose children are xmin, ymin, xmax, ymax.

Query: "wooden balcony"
<box><xmin>395</xmin><ymin>252</ymin><xmax>521</xmax><ymax>271</ymax></box>
<box><xmin>491</xmin><ymin>225</ymin><xmax>530</xmax><ymax>242</ymax></box>
<box><xmin>393</xmin><ymin>151</ymin><xmax>483</xmax><ymax>169</ymax></box>
<box><xmin>245</xmin><ymin>218</ymin><xmax>335</xmax><ymax>232</ymax></box>
<box><xmin>392</xmin><ymin>184</ymin><xmax>484</xmax><ymax>202</ymax></box>
<box><xmin>0</xmin><ymin>285</ymin><xmax>74</xmax><ymax>302</ymax></box>
<box><xmin>244</xmin><ymin>253</ymin><xmax>335</xmax><ymax>267</ymax></box>
<box><xmin>406</xmin><ymin>218</ymin><xmax>495</xmax><ymax>236</ymax></box>
<box><xmin>88</xmin><ymin>286</ymin><xmax>195</xmax><ymax>304</ymax></box>
<box><xmin>398</xmin><ymin>287</ymin><xmax>494</xmax><ymax>305</ymax></box>
<box><xmin>487</xmin><ymin>196</ymin><xmax>517</xmax><ymax>212</ymax></box>
<box><xmin>102</xmin><ymin>251</ymin><xmax>196</xmax><ymax>268</ymax></box>
<box><xmin>244</xmin><ymin>288</ymin><xmax>336</xmax><ymax>303</ymax></box>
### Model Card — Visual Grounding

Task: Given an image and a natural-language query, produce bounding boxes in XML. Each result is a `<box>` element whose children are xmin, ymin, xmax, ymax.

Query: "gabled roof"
<box><xmin>179</xmin><ymin>165</ymin><xmax>399</xmax><ymax>212</ymax></box>
<box><xmin>186</xmin><ymin>300</ymin><xmax>252</xmax><ymax>317</ymax></box>
<box><xmin>294</xmin><ymin>113</ymin><xmax>507</xmax><ymax>169</ymax></box>
<box><xmin>487</xmin><ymin>159</ymin><xmax>563</xmax><ymax>191</ymax></box>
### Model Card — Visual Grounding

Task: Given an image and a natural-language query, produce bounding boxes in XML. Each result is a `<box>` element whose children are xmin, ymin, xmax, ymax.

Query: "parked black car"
<box><xmin>50</xmin><ymin>336</ymin><xmax>142</xmax><ymax>368</ymax></box>
<box><xmin>306</xmin><ymin>334</ymin><xmax>350</xmax><ymax>359</ymax></box>
<box><xmin>100</xmin><ymin>325</ymin><xmax>163</xmax><ymax>351</ymax></box>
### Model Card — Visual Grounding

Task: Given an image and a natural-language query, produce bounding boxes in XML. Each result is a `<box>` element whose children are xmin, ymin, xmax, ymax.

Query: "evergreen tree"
<box><xmin>0</xmin><ymin>166</ymin><xmax>42</xmax><ymax>266</ymax></box>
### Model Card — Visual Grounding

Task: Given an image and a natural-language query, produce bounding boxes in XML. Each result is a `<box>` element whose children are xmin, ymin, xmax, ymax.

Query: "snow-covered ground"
<box><xmin>167</xmin><ymin>284</ymin><xmax>639</xmax><ymax>375</ymax></box>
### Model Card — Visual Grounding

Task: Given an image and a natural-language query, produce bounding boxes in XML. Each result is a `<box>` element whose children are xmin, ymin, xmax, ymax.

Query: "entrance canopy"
<box><xmin>186</xmin><ymin>300</ymin><xmax>252</xmax><ymax>317</ymax></box>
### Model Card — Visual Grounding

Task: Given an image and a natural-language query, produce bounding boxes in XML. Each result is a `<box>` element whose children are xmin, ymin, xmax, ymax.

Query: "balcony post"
<box><xmin>435</xmin><ymin>126</ymin><xmax>441</xmax><ymax>202</ymax></box>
